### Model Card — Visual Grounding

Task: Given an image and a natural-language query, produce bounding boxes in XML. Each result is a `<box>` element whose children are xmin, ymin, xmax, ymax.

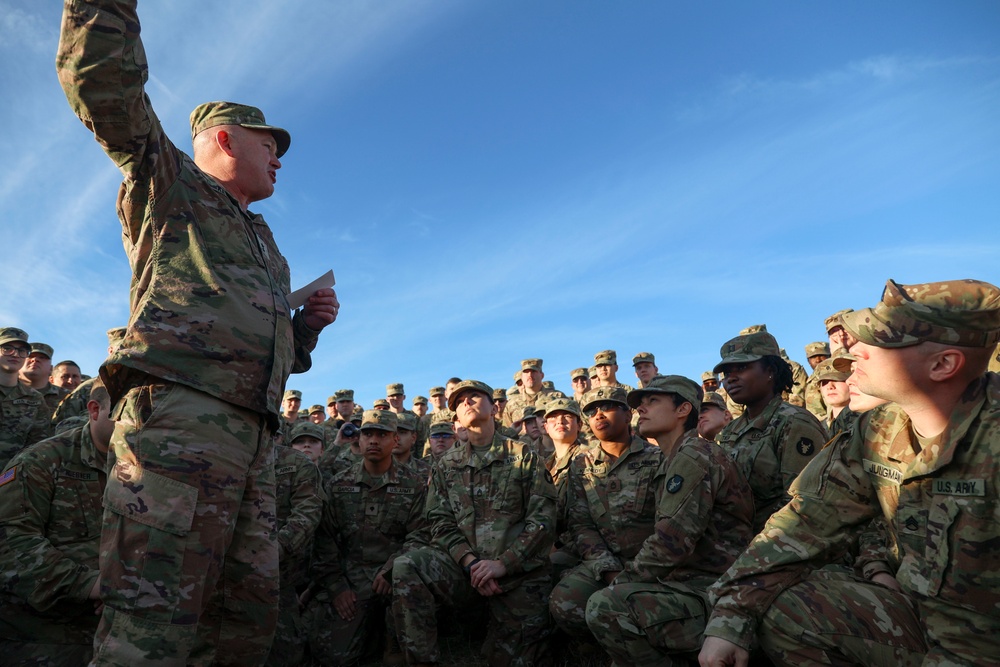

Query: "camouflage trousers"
<box><xmin>304</xmin><ymin>588</ymin><xmax>391</xmax><ymax>665</ymax></box>
<box><xmin>584</xmin><ymin>579</ymin><xmax>709</xmax><ymax>667</ymax></box>
<box><xmin>392</xmin><ymin>546</ymin><xmax>555</xmax><ymax>666</ymax></box>
<box><xmin>92</xmin><ymin>381</ymin><xmax>279</xmax><ymax>666</ymax></box>
<box><xmin>549</xmin><ymin>565</ymin><xmax>607</xmax><ymax>637</ymax></box>
<box><xmin>759</xmin><ymin>569</ymin><xmax>927</xmax><ymax>667</ymax></box>
<box><xmin>265</xmin><ymin>583</ymin><xmax>307</xmax><ymax>667</ymax></box>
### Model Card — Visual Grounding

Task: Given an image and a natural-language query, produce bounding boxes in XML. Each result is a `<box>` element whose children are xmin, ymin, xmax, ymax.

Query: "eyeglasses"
<box><xmin>0</xmin><ymin>344</ymin><xmax>30</xmax><ymax>358</ymax></box>
<box><xmin>582</xmin><ymin>402</ymin><xmax>621</xmax><ymax>418</ymax></box>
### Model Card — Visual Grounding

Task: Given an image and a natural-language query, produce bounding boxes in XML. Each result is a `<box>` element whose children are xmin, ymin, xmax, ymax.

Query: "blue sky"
<box><xmin>2</xmin><ymin>1</ymin><xmax>998</xmax><ymax>410</ymax></box>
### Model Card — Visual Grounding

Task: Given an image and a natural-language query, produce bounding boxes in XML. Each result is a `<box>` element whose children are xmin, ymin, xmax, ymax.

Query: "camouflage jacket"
<box><xmin>545</xmin><ymin>441</ymin><xmax>588</xmax><ymax>546</ymax></box>
<box><xmin>566</xmin><ymin>436</ymin><xmax>663</xmax><ymax>579</ymax></box>
<box><xmin>313</xmin><ymin>459</ymin><xmax>427</xmax><ymax>597</ymax></box>
<box><xmin>426</xmin><ymin>432</ymin><xmax>556</xmax><ymax>582</ymax></box>
<box><xmin>616</xmin><ymin>430</ymin><xmax>754</xmax><ymax>586</ymax></box>
<box><xmin>24</xmin><ymin>382</ymin><xmax>70</xmax><ymax>423</ymax></box>
<box><xmin>706</xmin><ymin>373</ymin><xmax>1000</xmax><ymax>665</ymax></box>
<box><xmin>274</xmin><ymin>446</ymin><xmax>324</xmax><ymax>587</ymax></box>
<box><xmin>57</xmin><ymin>0</ymin><xmax>318</xmax><ymax>424</ymax></box>
<box><xmin>51</xmin><ymin>377</ymin><xmax>96</xmax><ymax>429</ymax></box>
<box><xmin>716</xmin><ymin>395</ymin><xmax>827</xmax><ymax>533</ymax></box>
<box><xmin>0</xmin><ymin>424</ymin><xmax>105</xmax><ymax>643</ymax></box>
<box><xmin>804</xmin><ymin>374</ymin><xmax>826</xmax><ymax>421</ymax></box>
<box><xmin>0</xmin><ymin>382</ymin><xmax>53</xmax><ymax>470</ymax></box>
<box><xmin>501</xmin><ymin>389</ymin><xmax>558</xmax><ymax>427</ymax></box>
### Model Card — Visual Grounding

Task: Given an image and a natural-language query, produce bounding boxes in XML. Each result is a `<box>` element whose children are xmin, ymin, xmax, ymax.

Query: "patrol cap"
<box><xmin>395</xmin><ymin>412</ymin><xmax>417</xmax><ymax>431</ymax></box>
<box><xmin>570</xmin><ymin>367</ymin><xmax>589</xmax><ymax>381</ymax></box>
<box><xmin>305</xmin><ymin>404</ymin><xmax>323</xmax><ymax>416</ymax></box>
<box><xmin>0</xmin><ymin>327</ymin><xmax>28</xmax><ymax>347</ymax></box>
<box><xmin>429</xmin><ymin>386</ymin><xmax>446</xmax><ymax>397</ymax></box>
<box><xmin>580</xmin><ymin>386</ymin><xmax>629</xmax><ymax>412</ymax></box>
<box><xmin>334</xmin><ymin>389</ymin><xmax>355</xmax><ymax>402</ymax></box>
<box><xmin>372</xmin><ymin>398</ymin><xmax>390</xmax><ymax>410</ymax></box>
<box><xmin>842</xmin><ymin>279</ymin><xmax>1000</xmax><ymax>349</ymax></box>
<box><xmin>360</xmin><ymin>409</ymin><xmax>398</xmax><ymax>432</ymax></box>
<box><xmin>351</xmin><ymin>406</ymin><xmax>364</xmax><ymax>421</ymax></box>
<box><xmin>29</xmin><ymin>343</ymin><xmax>54</xmax><ymax>359</ymax></box>
<box><xmin>830</xmin><ymin>349</ymin><xmax>856</xmax><ymax>374</ymax></box>
<box><xmin>544</xmin><ymin>397</ymin><xmax>582</xmax><ymax>419</ymax></box>
<box><xmin>626</xmin><ymin>375</ymin><xmax>703</xmax><ymax>411</ymax></box>
<box><xmin>386</xmin><ymin>383</ymin><xmax>404</xmax><ymax>396</ymax></box>
<box><xmin>632</xmin><ymin>352</ymin><xmax>655</xmax><ymax>366</ymax></box>
<box><xmin>429</xmin><ymin>421</ymin><xmax>455</xmax><ymax>436</ymax></box>
<box><xmin>714</xmin><ymin>332</ymin><xmax>782</xmax><ymax>374</ymax></box>
<box><xmin>413</xmin><ymin>395</ymin><xmax>428</xmax><ymax>406</ymax></box>
<box><xmin>541</xmin><ymin>381</ymin><xmax>555</xmax><ymax>391</ymax></box>
<box><xmin>289</xmin><ymin>421</ymin><xmax>325</xmax><ymax>443</ymax></box>
<box><xmin>825</xmin><ymin>309</ymin><xmax>853</xmax><ymax>334</ymax></box>
<box><xmin>298</xmin><ymin>409</ymin><xmax>309</xmax><ymax>419</ymax></box>
<box><xmin>447</xmin><ymin>380</ymin><xmax>494</xmax><ymax>410</ymax></box>
<box><xmin>107</xmin><ymin>326</ymin><xmax>127</xmax><ymax>344</ymax></box>
<box><xmin>811</xmin><ymin>358</ymin><xmax>851</xmax><ymax>384</ymax></box>
<box><xmin>283</xmin><ymin>389</ymin><xmax>302</xmax><ymax>401</ymax></box>
<box><xmin>189</xmin><ymin>101</ymin><xmax>290</xmax><ymax>158</ymax></box>
<box><xmin>701</xmin><ymin>392</ymin><xmax>728</xmax><ymax>412</ymax></box>
<box><xmin>739</xmin><ymin>324</ymin><xmax>767</xmax><ymax>335</ymax></box>
<box><xmin>513</xmin><ymin>371</ymin><xmax>522</xmax><ymax>385</ymax></box>
<box><xmin>430</xmin><ymin>409</ymin><xmax>456</xmax><ymax>424</ymax></box>
<box><xmin>588</xmin><ymin>366</ymin><xmax>599</xmax><ymax>379</ymax></box>
<box><xmin>513</xmin><ymin>405</ymin><xmax>538</xmax><ymax>423</ymax></box>
<box><xmin>492</xmin><ymin>388</ymin><xmax>507</xmax><ymax>401</ymax></box>
<box><xmin>701</xmin><ymin>371</ymin><xmax>717</xmax><ymax>382</ymax></box>
<box><xmin>594</xmin><ymin>350</ymin><xmax>617</xmax><ymax>366</ymax></box>
<box><xmin>326</xmin><ymin>395</ymin><xmax>338</xmax><ymax>406</ymax></box>
<box><xmin>805</xmin><ymin>341</ymin><xmax>831</xmax><ymax>358</ymax></box>
<box><xmin>520</xmin><ymin>358</ymin><xmax>543</xmax><ymax>372</ymax></box>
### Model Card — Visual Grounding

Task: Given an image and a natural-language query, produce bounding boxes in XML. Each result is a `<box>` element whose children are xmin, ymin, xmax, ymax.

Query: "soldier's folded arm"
<box><xmin>425</xmin><ymin>464</ymin><xmax>476</xmax><ymax>564</ymax></box>
<box><xmin>703</xmin><ymin>426</ymin><xmax>879</xmax><ymax>649</ymax></box>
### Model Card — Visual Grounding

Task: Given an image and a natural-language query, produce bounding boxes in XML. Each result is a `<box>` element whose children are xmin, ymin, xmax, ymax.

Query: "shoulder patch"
<box><xmin>796</xmin><ymin>437</ymin><xmax>815</xmax><ymax>456</ymax></box>
<box><xmin>0</xmin><ymin>467</ymin><xmax>15</xmax><ymax>487</ymax></box>
<box><xmin>666</xmin><ymin>474</ymin><xmax>684</xmax><ymax>494</ymax></box>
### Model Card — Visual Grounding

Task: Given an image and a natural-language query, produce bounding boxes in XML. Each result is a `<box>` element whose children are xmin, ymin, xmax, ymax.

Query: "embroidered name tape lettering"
<box><xmin>933</xmin><ymin>479</ymin><xmax>985</xmax><ymax>497</ymax></box>
<box><xmin>863</xmin><ymin>459</ymin><xmax>902</xmax><ymax>485</ymax></box>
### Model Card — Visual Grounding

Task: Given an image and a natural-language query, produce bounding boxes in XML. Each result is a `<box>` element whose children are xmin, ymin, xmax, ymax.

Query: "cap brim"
<box><xmin>360</xmin><ymin>424</ymin><xmax>394</xmax><ymax>432</ymax></box>
<box><xmin>713</xmin><ymin>353</ymin><xmax>764</xmax><ymax>374</ymax></box>
<box><xmin>626</xmin><ymin>387</ymin><xmax>667</xmax><ymax>409</ymax></box>
<box><xmin>242</xmin><ymin>123</ymin><xmax>290</xmax><ymax>158</ymax></box>
<box><xmin>841</xmin><ymin>308</ymin><xmax>920</xmax><ymax>348</ymax></box>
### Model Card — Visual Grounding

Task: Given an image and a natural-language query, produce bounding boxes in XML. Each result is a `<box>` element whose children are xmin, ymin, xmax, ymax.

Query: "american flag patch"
<box><xmin>0</xmin><ymin>467</ymin><xmax>16</xmax><ymax>487</ymax></box>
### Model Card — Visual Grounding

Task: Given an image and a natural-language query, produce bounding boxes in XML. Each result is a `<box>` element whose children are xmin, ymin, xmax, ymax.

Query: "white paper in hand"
<box><xmin>287</xmin><ymin>269</ymin><xmax>335</xmax><ymax>311</ymax></box>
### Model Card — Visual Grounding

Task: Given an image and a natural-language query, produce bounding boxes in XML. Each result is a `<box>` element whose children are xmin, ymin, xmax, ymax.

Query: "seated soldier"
<box><xmin>803</xmin><ymin>340</ymin><xmax>831</xmax><ymax>419</ymax></box>
<box><xmin>697</xmin><ymin>392</ymin><xmax>731</xmax><ymax>442</ymax></box>
<box><xmin>0</xmin><ymin>379</ymin><xmax>113</xmax><ymax>665</ymax></box>
<box><xmin>543</xmin><ymin>398</ymin><xmax>589</xmax><ymax>574</ymax></box>
<box><xmin>812</xmin><ymin>357</ymin><xmax>851</xmax><ymax>429</ymax></box>
<box><xmin>549</xmin><ymin>386</ymin><xmax>661</xmax><ymax>639</ymax></box>
<box><xmin>307</xmin><ymin>410</ymin><xmax>427</xmax><ymax>666</ymax></box>
<box><xmin>392</xmin><ymin>380</ymin><xmax>556</xmax><ymax>666</ymax></box>
<box><xmin>587</xmin><ymin>376</ymin><xmax>753</xmax><ymax>666</ymax></box>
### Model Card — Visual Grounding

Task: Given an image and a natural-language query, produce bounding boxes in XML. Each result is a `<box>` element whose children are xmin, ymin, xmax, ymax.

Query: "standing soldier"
<box><xmin>411</xmin><ymin>395</ymin><xmax>429</xmax><ymax>457</ymax></box>
<box><xmin>0</xmin><ymin>379</ymin><xmax>114</xmax><ymax>664</ymax></box>
<box><xmin>802</xmin><ymin>341</ymin><xmax>831</xmax><ymax>419</ymax></box>
<box><xmin>593</xmin><ymin>350</ymin><xmax>635</xmax><ymax>392</ymax></box>
<box><xmin>392</xmin><ymin>380</ymin><xmax>557</xmax><ymax>666</ymax></box>
<box><xmin>502</xmin><ymin>359</ymin><xmax>557</xmax><ymax>426</ymax></box>
<box><xmin>57</xmin><ymin>1</ymin><xmax>339</xmax><ymax>662</ymax></box>
<box><xmin>0</xmin><ymin>328</ymin><xmax>51</xmax><ymax>469</ymax></box>
<box><xmin>632</xmin><ymin>352</ymin><xmax>659</xmax><ymax>388</ymax></box>
<box><xmin>18</xmin><ymin>343</ymin><xmax>68</xmax><ymax>419</ymax></box>
<box><xmin>542</xmin><ymin>397</ymin><xmax>588</xmax><ymax>575</ymax></box>
<box><xmin>701</xmin><ymin>279</ymin><xmax>1000</xmax><ymax>666</ymax></box>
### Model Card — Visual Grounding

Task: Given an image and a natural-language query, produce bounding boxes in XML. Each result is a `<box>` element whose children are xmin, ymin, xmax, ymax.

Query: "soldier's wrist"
<box><xmin>463</xmin><ymin>558</ymin><xmax>481</xmax><ymax>576</ymax></box>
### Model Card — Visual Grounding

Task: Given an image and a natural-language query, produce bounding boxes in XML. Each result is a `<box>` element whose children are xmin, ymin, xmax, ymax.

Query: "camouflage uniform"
<box><xmin>546</xmin><ymin>440</ymin><xmax>587</xmax><ymax>570</ymax></box>
<box><xmin>0</xmin><ymin>424</ymin><xmax>106</xmax><ymax>665</ymax></box>
<box><xmin>0</xmin><ymin>382</ymin><xmax>52</xmax><ymax>470</ymax></box>
<box><xmin>307</xmin><ymin>458</ymin><xmax>426</xmax><ymax>665</ymax></box>
<box><xmin>50</xmin><ymin>376</ymin><xmax>96</xmax><ymax>429</ymax></box>
<box><xmin>503</xmin><ymin>389</ymin><xmax>558</xmax><ymax>428</ymax></box>
<box><xmin>715</xmin><ymin>395</ymin><xmax>827</xmax><ymax>533</ymax></box>
<box><xmin>549</xmin><ymin>435</ymin><xmax>662</xmax><ymax>637</ymax></box>
<box><xmin>265</xmin><ymin>446</ymin><xmax>324</xmax><ymax>667</ymax></box>
<box><xmin>781</xmin><ymin>351</ymin><xmax>808</xmax><ymax>407</ymax></box>
<box><xmin>30</xmin><ymin>383</ymin><xmax>70</xmax><ymax>422</ymax></box>
<box><xmin>57</xmin><ymin>2</ymin><xmax>321</xmax><ymax>663</ymax></box>
<box><xmin>803</xmin><ymin>374</ymin><xmax>826</xmax><ymax>421</ymax></box>
<box><xmin>392</xmin><ymin>432</ymin><xmax>557</xmax><ymax>666</ymax></box>
<box><xmin>585</xmin><ymin>430</ymin><xmax>754</xmax><ymax>666</ymax></box>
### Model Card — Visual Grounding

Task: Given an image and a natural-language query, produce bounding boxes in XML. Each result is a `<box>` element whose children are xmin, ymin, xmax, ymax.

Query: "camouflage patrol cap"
<box><xmin>632</xmin><ymin>352</ymin><xmax>655</xmax><ymax>366</ymax></box>
<box><xmin>805</xmin><ymin>341</ymin><xmax>831</xmax><ymax>358</ymax></box>
<box><xmin>386</xmin><ymin>383</ymin><xmax>404</xmax><ymax>396</ymax></box>
<box><xmin>842</xmin><ymin>279</ymin><xmax>1000</xmax><ymax>349</ymax></box>
<box><xmin>29</xmin><ymin>343</ymin><xmax>54</xmax><ymax>359</ymax></box>
<box><xmin>0</xmin><ymin>327</ymin><xmax>28</xmax><ymax>347</ymax></box>
<box><xmin>297</xmin><ymin>409</ymin><xmax>309</xmax><ymax>419</ymax></box>
<box><xmin>429</xmin><ymin>421</ymin><xmax>455</xmax><ymax>436</ymax></box>
<box><xmin>447</xmin><ymin>380</ymin><xmax>494</xmax><ymax>410</ymax></box>
<box><xmin>811</xmin><ymin>358</ymin><xmax>851</xmax><ymax>384</ymax></box>
<box><xmin>520</xmin><ymin>358</ymin><xmax>543</xmax><ymax>372</ymax></box>
<box><xmin>361</xmin><ymin>409</ymin><xmax>398</xmax><ymax>432</ymax></box>
<box><xmin>431</xmin><ymin>409</ymin><xmax>456</xmax><ymax>424</ymax></box>
<box><xmin>541</xmin><ymin>381</ymin><xmax>555</xmax><ymax>391</ymax></box>
<box><xmin>589</xmin><ymin>366</ymin><xmax>599</xmax><ymax>379</ymax></box>
<box><xmin>429</xmin><ymin>386</ymin><xmax>446</xmax><ymax>397</ymax></box>
<box><xmin>570</xmin><ymin>367</ymin><xmax>589</xmax><ymax>380</ymax></box>
<box><xmin>189</xmin><ymin>101</ymin><xmax>290</xmax><ymax>158</ymax></box>
<box><xmin>107</xmin><ymin>327</ymin><xmax>127</xmax><ymax>344</ymax></box>
<box><xmin>413</xmin><ymin>395</ymin><xmax>428</xmax><ymax>405</ymax></box>
<box><xmin>701</xmin><ymin>392</ymin><xmax>728</xmax><ymax>412</ymax></box>
<box><xmin>626</xmin><ymin>375</ymin><xmax>703</xmax><ymax>411</ymax></box>
<box><xmin>372</xmin><ymin>398</ymin><xmax>390</xmax><ymax>410</ymax></box>
<box><xmin>513</xmin><ymin>405</ymin><xmax>539</xmax><ymax>423</ymax></box>
<box><xmin>830</xmin><ymin>349</ymin><xmax>856</xmax><ymax>374</ymax></box>
<box><xmin>825</xmin><ymin>309</ymin><xmax>854</xmax><ymax>333</ymax></box>
<box><xmin>395</xmin><ymin>412</ymin><xmax>417</xmax><ymax>431</ymax></box>
<box><xmin>334</xmin><ymin>389</ymin><xmax>355</xmax><ymax>402</ymax></box>
<box><xmin>326</xmin><ymin>395</ymin><xmax>338</xmax><ymax>406</ymax></box>
<box><xmin>283</xmin><ymin>389</ymin><xmax>302</xmax><ymax>401</ymax></box>
<box><xmin>739</xmin><ymin>324</ymin><xmax>768</xmax><ymax>335</ymax></box>
<box><xmin>544</xmin><ymin>397</ymin><xmax>582</xmax><ymax>419</ymax></box>
<box><xmin>581</xmin><ymin>386</ymin><xmax>629</xmax><ymax>411</ymax></box>
<box><xmin>307</xmin><ymin>404</ymin><xmax>325</xmax><ymax>415</ymax></box>
<box><xmin>492</xmin><ymin>388</ymin><xmax>507</xmax><ymax>401</ymax></box>
<box><xmin>351</xmin><ymin>406</ymin><xmax>364</xmax><ymax>420</ymax></box>
<box><xmin>513</xmin><ymin>371</ymin><xmax>522</xmax><ymax>385</ymax></box>
<box><xmin>701</xmin><ymin>371</ymin><xmax>717</xmax><ymax>382</ymax></box>
<box><xmin>714</xmin><ymin>332</ymin><xmax>782</xmax><ymax>374</ymax></box>
<box><xmin>290</xmin><ymin>421</ymin><xmax>325</xmax><ymax>443</ymax></box>
<box><xmin>594</xmin><ymin>350</ymin><xmax>618</xmax><ymax>366</ymax></box>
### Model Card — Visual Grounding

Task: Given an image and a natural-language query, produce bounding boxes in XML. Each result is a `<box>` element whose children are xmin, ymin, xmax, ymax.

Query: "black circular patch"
<box><xmin>666</xmin><ymin>474</ymin><xmax>684</xmax><ymax>494</ymax></box>
<box><xmin>796</xmin><ymin>437</ymin><xmax>815</xmax><ymax>456</ymax></box>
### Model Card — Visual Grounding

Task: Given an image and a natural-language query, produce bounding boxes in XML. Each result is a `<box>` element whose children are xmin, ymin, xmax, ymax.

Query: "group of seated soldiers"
<box><xmin>2</xmin><ymin>277</ymin><xmax>1000</xmax><ymax>667</ymax></box>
